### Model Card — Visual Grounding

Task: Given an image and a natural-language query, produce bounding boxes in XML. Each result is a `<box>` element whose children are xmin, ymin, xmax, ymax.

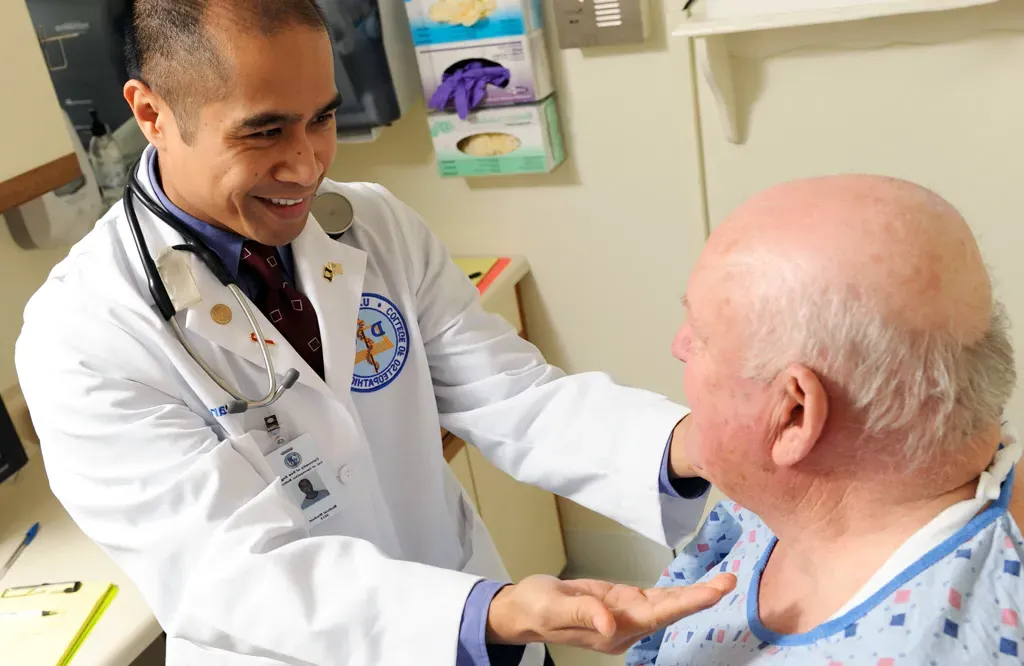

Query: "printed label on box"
<box><xmin>408</xmin><ymin>9</ymin><xmax>525</xmax><ymax>44</ymax></box>
<box><xmin>429</xmin><ymin>97</ymin><xmax>564</xmax><ymax>177</ymax></box>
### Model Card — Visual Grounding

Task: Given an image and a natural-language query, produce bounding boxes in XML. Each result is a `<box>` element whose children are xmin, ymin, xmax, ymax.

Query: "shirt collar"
<box><xmin>146</xmin><ymin>150</ymin><xmax>294</xmax><ymax>281</ymax></box>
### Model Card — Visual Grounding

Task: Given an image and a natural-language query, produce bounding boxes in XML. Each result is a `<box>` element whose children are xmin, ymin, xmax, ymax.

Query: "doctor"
<box><xmin>15</xmin><ymin>1</ymin><xmax>733</xmax><ymax>664</ymax></box>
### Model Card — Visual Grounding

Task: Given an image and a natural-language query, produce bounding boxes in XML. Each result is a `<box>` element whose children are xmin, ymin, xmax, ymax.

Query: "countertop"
<box><xmin>0</xmin><ymin>458</ymin><xmax>163</xmax><ymax>666</ymax></box>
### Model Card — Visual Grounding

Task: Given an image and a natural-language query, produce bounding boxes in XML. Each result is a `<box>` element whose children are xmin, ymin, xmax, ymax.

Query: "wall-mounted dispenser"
<box><xmin>318</xmin><ymin>0</ymin><xmax>421</xmax><ymax>140</ymax></box>
<box><xmin>552</xmin><ymin>0</ymin><xmax>650</xmax><ymax>48</ymax></box>
<box><xmin>24</xmin><ymin>0</ymin><xmax>421</xmax><ymax>144</ymax></box>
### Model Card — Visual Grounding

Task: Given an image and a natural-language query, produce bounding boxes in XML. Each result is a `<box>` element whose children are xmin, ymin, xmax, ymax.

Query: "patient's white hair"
<box><xmin>737</xmin><ymin>256</ymin><xmax>1016</xmax><ymax>464</ymax></box>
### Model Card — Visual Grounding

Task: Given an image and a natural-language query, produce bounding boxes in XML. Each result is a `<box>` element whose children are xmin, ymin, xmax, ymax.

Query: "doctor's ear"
<box><xmin>124</xmin><ymin>80</ymin><xmax>170</xmax><ymax>150</ymax></box>
<box><xmin>769</xmin><ymin>363</ymin><xmax>828</xmax><ymax>468</ymax></box>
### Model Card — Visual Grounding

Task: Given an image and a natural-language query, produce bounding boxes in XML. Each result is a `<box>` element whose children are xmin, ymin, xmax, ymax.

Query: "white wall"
<box><xmin>331</xmin><ymin>0</ymin><xmax>710</xmax><ymax>582</ymax></box>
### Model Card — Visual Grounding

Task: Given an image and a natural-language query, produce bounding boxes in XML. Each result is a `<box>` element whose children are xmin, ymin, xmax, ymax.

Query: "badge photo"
<box><xmin>265</xmin><ymin>434</ymin><xmax>344</xmax><ymax>526</ymax></box>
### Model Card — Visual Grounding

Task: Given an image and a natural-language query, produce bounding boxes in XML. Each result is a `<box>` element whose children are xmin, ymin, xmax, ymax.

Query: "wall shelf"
<box><xmin>674</xmin><ymin>0</ymin><xmax>1000</xmax><ymax>38</ymax></box>
<box><xmin>674</xmin><ymin>0</ymin><xmax>1003</xmax><ymax>143</ymax></box>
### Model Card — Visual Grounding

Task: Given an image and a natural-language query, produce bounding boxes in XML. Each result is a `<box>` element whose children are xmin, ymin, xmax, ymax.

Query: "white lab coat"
<box><xmin>15</xmin><ymin>148</ymin><xmax>705</xmax><ymax>665</ymax></box>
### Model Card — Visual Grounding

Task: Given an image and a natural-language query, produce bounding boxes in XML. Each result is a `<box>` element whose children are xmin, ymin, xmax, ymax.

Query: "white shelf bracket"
<box><xmin>695</xmin><ymin>34</ymin><xmax>741</xmax><ymax>144</ymax></box>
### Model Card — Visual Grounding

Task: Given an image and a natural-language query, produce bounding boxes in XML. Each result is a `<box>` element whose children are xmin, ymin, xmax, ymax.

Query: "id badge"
<box><xmin>265</xmin><ymin>434</ymin><xmax>344</xmax><ymax>526</ymax></box>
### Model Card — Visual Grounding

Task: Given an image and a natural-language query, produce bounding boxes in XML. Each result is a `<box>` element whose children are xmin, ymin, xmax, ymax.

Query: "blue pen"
<box><xmin>0</xmin><ymin>523</ymin><xmax>40</xmax><ymax>583</ymax></box>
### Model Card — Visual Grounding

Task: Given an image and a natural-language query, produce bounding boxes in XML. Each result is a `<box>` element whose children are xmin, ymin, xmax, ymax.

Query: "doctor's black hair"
<box><xmin>124</xmin><ymin>0</ymin><xmax>329</xmax><ymax>145</ymax></box>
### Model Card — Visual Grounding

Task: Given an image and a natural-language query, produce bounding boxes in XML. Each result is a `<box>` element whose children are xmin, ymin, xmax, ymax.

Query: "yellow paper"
<box><xmin>452</xmin><ymin>257</ymin><xmax>499</xmax><ymax>286</ymax></box>
<box><xmin>0</xmin><ymin>581</ymin><xmax>118</xmax><ymax>666</ymax></box>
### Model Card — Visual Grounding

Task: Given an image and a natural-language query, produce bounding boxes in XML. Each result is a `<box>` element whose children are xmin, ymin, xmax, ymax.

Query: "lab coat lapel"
<box><xmin>291</xmin><ymin>211</ymin><xmax>367</xmax><ymax>396</ymax></box>
<box><xmin>182</xmin><ymin>260</ymin><xmax>333</xmax><ymax>397</ymax></box>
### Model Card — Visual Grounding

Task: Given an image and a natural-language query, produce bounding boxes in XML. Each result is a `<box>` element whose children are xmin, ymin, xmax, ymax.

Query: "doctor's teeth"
<box><xmin>266</xmin><ymin>197</ymin><xmax>303</xmax><ymax>206</ymax></box>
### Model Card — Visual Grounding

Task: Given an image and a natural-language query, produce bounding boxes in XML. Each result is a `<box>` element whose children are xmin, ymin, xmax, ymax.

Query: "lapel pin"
<box><xmin>250</xmin><ymin>332</ymin><xmax>276</xmax><ymax>345</ymax></box>
<box><xmin>210</xmin><ymin>304</ymin><xmax>233</xmax><ymax>325</ymax></box>
<box><xmin>322</xmin><ymin>261</ymin><xmax>344</xmax><ymax>283</ymax></box>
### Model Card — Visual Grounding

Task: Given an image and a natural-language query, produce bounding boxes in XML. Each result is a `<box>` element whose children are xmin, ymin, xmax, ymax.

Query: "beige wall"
<box><xmin>330</xmin><ymin>0</ymin><xmax>710</xmax><ymax>582</ymax></box>
<box><xmin>0</xmin><ymin>0</ymin><xmax>75</xmax><ymax>390</ymax></box>
<box><xmin>0</xmin><ymin>0</ymin><xmax>73</xmax><ymax>183</ymax></box>
<box><xmin>0</xmin><ymin>217</ymin><xmax>70</xmax><ymax>389</ymax></box>
<box><xmin>695</xmin><ymin>2</ymin><xmax>1024</xmax><ymax>426</ymax></box>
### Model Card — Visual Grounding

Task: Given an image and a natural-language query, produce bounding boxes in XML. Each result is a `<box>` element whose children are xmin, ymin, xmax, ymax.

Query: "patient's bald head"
<box><xmin>675</xmin><ymin>175</ymin><xmax>1014</xmax><ymax>502</ymax></box>
<box><xmin>708</xmin><ymin>175</ymin><xmax>991</xmax><ymax>341</ymax></box>
<box><xmin>125</xmin><ymin>0</ymin><xmax>328</xmax><ymax>144</ymax></box>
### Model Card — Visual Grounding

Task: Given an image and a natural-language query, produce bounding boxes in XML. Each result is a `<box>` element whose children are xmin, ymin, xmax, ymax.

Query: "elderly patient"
<box><xmin>629</xmin><ymin>175</ymin><xmax>1023</xmax><ymax>665</ymax></box>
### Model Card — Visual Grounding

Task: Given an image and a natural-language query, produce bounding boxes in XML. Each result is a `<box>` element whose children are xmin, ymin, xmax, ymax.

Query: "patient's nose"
<box><xmin>672</xmin><ymin>325</ymin><xmax>692</xmax><ymax>363</ymax></box>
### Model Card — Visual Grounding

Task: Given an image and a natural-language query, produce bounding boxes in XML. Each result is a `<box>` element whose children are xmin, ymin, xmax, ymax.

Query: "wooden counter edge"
<box><xmin>0</xmin><ymin>152</ymin><xmax>82</xmax><ymax>212</ymax></box>
<box><xmin>442</xmin><ymin>429</ymin><xmax>465</xmax><ymax>462</ymax></box>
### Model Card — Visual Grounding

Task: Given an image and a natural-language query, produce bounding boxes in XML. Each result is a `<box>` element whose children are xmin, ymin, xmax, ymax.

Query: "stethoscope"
<box><xmin>123</xmin><ymin>159</ymin><xmax>355</xmax><ymax>414</ymax></box>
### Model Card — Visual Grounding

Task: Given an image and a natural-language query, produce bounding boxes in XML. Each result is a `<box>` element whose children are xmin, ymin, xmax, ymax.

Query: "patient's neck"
<box><xmin>755</xmin><ymin>436</ymin><xmax>996</xmax><ymax>635</ymax></box>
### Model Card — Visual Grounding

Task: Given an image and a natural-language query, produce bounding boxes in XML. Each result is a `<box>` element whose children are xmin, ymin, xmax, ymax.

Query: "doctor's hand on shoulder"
<box><xmin>487</xmin><ymin>573</ymin><xmax>737</xmax><ymax>654</ymax></box>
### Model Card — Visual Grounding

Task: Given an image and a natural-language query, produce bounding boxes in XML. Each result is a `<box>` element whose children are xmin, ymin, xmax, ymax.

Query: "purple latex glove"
<box><xmin>429</xmin><ymin>62</ymin><xmax>511</xmax><ymax>119</ymax></box>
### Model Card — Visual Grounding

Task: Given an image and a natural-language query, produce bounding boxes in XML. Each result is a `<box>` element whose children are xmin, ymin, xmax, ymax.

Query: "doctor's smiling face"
<box><xmin>124</xmin><ymin>1</ymin><xmax>339</xmax><ymax>247</ymax></box>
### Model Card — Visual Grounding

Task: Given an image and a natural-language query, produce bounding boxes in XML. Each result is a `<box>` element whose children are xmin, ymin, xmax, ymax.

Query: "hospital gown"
<box><xmin>627</xmin><ymin>474</ymin><xmax>1024</xmax><ymax>665</ymax></box>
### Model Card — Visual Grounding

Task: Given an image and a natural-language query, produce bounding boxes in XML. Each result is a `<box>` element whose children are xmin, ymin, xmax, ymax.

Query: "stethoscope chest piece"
<box><xmin>311</xmin><ymin>192</ymin><xmax>355</xmax><ymax>239</ymax></box>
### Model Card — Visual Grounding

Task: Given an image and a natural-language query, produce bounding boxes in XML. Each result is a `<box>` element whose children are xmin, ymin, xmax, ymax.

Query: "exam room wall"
<box><xmin>330</xmin><ymin>0</ymin><xmax>709</xmax><ymax>583</ymax></box>
<box><xmin>694</xmin><ymin>3</ymin><xmax>1024</xmax><ymax>432</ymax></box>
<box><xmin>0</xmin><ymin>217</ymin><xmax>69</xmax><ymax>390</ymax></box>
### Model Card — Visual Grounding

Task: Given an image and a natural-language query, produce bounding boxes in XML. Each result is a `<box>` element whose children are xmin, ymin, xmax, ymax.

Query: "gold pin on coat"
<box><xmin>322</xmin><ymin>261</ymin><xmax>344</xmax><ymax>283</ymax></box>
<box><xmin>210</xmin><ymin>304</ymin><xmax>233</xmax><ymax>325</ymax></box>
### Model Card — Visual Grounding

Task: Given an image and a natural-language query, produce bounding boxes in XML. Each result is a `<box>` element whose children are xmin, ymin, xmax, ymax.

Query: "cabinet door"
<box><xmin>467</xmin><ymin>446</ymin><xmax>567</xmax><ymax>582</ymax></box>
<box><xmin>694</xmin><ymin>2</ymin><xmax>1024</xmax><ymax>424</ymax></box>
<box><xmin>446</xmin><ymin>435</ymin><xmax>567</xmax><ymax>581</ymax></box>
<box><xmin>447</xmin><ymin>441</ymin><xmax>479</xmax><ymax>510</ymax></box>
<box><xmin>0</xmin><ymin>0</ymin><xmax>77</xmax><ymax>208</ymax></box>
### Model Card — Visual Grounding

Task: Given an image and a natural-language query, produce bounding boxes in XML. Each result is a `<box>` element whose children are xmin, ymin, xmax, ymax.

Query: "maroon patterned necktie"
<box><xmin>239</xmin><ymin>241</ymin><xmax>325</xmax><ymax>380</ymax></box>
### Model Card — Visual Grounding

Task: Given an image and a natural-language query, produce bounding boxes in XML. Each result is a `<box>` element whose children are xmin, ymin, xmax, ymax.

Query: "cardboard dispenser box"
<box><xmin>428</xmin><ymin>95</ymin><xmax>565</xmax><ymax>177</ymax></box>
<box><xmin>418</xmin><ymin>32</ymin><xmax>553</xmax><ymax>109</ymax></box>
<box><xmin>405</xmin><ymin>0</ymin><xmax>545</xmax><ymax>45</ymax></box>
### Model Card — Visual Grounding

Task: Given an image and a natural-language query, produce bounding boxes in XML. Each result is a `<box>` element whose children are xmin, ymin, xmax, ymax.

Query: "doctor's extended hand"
<box><xmin>486</xmin><ymin>572</ymin><xmax>736</xmax><ymax>654</ymax></box>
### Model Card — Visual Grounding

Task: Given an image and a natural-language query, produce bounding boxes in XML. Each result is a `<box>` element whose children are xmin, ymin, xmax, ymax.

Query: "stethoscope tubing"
<box><xmin>122</xmin><ymin>159</ymin><xmax>298</xmax><ymax>414</ymax></box>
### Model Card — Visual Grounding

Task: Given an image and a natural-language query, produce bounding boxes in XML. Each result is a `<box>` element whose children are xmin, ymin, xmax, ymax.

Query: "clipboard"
<box><xmin>452</xmin><ymin>257</ymin><xmax>512</xmax><ymax>295</ymax></box>
<box><xmin>0</xmin><ymin>580</ymin><xmax>118</xmax><ymax>666</ymax></box>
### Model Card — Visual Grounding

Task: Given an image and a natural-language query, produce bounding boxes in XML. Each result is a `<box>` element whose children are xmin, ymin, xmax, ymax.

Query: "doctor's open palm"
<box><xmin>486</xmin><ymin>572</ymin><xmax>737</xmax><ymax>654</ymax></box>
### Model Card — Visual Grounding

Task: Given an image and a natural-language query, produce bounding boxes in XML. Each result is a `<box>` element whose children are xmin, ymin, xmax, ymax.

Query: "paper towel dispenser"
<box><xmin>320</xmin><ymin>0</ymin><xmax>421</xmax><ymax>139</ymax></box>
<box><xmin>24</xmin><ymin>0</ymin><xmax>420</xmax><ymax>143</ymax></box>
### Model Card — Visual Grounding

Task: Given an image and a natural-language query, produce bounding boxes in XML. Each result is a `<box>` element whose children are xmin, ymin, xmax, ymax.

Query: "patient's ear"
<box><xmin>770</xmin><ymin>364</ymin><xmax>827</xmax><ymax>467</ymax></box>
